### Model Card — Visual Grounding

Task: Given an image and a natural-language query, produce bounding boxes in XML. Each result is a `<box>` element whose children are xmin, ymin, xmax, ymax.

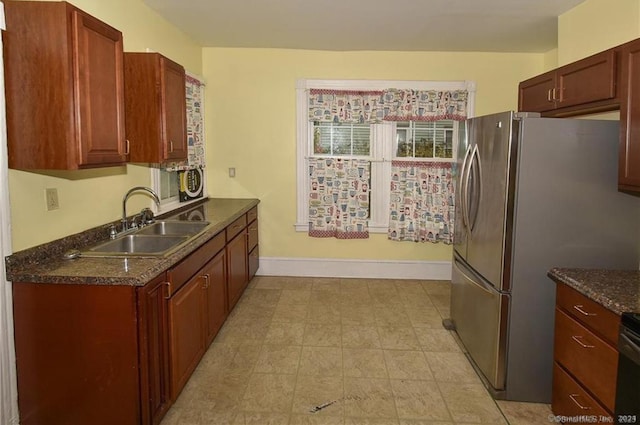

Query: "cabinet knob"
<box><xmin>163</xmin><ymin>282</ymin><xmax>171</xmax><ymax>299</ymax></box>
<box><xmin>201</xmin><ymin>273</ymin><xmax>210</xmax><ymax>289</ymax></box>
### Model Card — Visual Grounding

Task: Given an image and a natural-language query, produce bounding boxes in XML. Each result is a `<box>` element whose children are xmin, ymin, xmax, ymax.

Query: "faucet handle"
<box><xmin>140</xmin><ymin>208</ymin><xmax>155</xmax><ymax>225</ymax></box>
<box><xmin>109</xmin><ymin>224</ymin><xmax>117</xmax><ymax>239</ymax></box>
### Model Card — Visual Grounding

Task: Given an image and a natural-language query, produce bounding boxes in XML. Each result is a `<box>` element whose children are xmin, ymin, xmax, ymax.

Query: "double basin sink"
<box><xmin>82</xmin><ymin>221</ymin><xmax>210</xmax><ymax>258</ymax></box>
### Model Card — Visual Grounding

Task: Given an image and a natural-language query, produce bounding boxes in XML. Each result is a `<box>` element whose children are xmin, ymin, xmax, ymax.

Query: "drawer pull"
<box><xmin>569</xmin><ymin>394</ymin><xmax>592</xmax><ymax>410</ymax></box>
<box><xmin>571</xmin><ymin>335</ymin><xmax>595</xmax><ymax>348</ymax></box>
<box><xmin>573</xmin><ymin>305</ymin><xmax>596</xmax><ymax>317</ymax></box>
<box><xmin>202</xmin><ymin>274</ymin><xmax>210</xmax><ymax>289</ymax></box>
<box><xmin>163</xmin><ymin>282</ymin><xmax>171</xmax><ymax>300</ymax></box>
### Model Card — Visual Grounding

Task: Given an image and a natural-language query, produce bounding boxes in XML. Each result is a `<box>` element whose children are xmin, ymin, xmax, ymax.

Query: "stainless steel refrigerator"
<box><xmin>450</xmin><ymin>111</ymin><xmax>640</xmax><ymax>403</ymax></box>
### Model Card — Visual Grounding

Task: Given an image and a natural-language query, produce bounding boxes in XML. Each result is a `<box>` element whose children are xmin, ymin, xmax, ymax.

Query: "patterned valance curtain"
<box><xmin>388</xmin><ymin>161</ymin><xmax>454</xmax><ymax>244</ymax></box>
<box><xmin>308</xmin><ymin>88</ymin><xmax>467</xmax><ymax>124</ymax></box>
<box><xmin>164</xmin><ymin>73</ymin><xmax>206</xmax><ymax>171</ymax></box>
<box><xmin>309</xmin><ymin>158</ymin><xmax>370</xmax><ymax>239</ymax></box>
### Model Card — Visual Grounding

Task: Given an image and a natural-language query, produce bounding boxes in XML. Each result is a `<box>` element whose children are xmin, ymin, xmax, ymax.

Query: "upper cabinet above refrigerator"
<box><xmin>123</xmin><ymin>53</ymin><xmax>188</xmax><ymax>164</ymax></box>
<box><xmin>3</xmin><ymin>1</ymin><xmax>129</xmax><ymax>170</ymax></box>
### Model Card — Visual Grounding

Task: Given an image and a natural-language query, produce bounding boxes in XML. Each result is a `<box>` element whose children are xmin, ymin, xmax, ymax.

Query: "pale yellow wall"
<box><xmin>202</xmin><ymin>48</ymin><xmax>543</xmax><ymax>261</ymax></box>
<box><xmin>558</xmin><ymin>0</ymin><xmax>640</xmax><ymax>65</ymax></box>
<box><xmin>543</xmin><ymin>48</ymin><xmax>558</xmax><ymax>72</ymax></box>
<box><xmin>8</xmin><ymin>0</ymin><xmax>202</xmax><ymax>251</ymax></box>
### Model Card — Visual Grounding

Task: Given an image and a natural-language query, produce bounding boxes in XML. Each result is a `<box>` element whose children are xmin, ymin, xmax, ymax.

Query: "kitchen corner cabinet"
<box><xmin>124</xmin><ymin>53</ymin><xmax>188</xmax><ymax>163</ymax></box>
<box><xmin>3</xmin><ymin>1</ymin><xmax>128</xmax><ymax>169</ymax></box>
<box><xmin>552</xmin><ymin>283</ymin><xmax>620</xmax><ymax>418</ymax></box>
<box><xmin>518</xmin><ymin>50</ymin><xmax>617</xmax><ymax>114</ymax></box>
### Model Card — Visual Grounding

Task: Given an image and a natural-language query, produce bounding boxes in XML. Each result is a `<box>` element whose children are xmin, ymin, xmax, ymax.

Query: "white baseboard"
<box><xmin>256</xmin><ymin>257</ymin><xmax>452</xmax><ymax>280</ymax></box>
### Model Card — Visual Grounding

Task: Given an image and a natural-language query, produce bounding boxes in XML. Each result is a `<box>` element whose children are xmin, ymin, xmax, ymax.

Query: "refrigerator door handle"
<box><xmin>469</xmin><ymin>144</ymin><xmax>483</xmax><ymax>232</ymax></box>
<box><xmin>460</xmin><ymin>145</ymin><xmax>473</xmax><ymax>233</ymax></box>
<box><xmin>453</xmin><ymin>258</ymin><xmax>493</xmax><ymax>295</ymax></box>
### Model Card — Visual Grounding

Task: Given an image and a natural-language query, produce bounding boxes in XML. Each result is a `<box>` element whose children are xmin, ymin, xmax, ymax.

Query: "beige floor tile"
<box><xmin>299</xmin><ymin>346</ymin><xmax>343</xmax><ymax>377</ymax></box>
<box><xmin>279</xmin><ymin>289</ymin><xmax>313</xmax><ymax>305</ymax></box>
<box><xmin>291</xmin><ymin>414</ymin><xmax>345</xmax><ymax>425</ymax></box>
<box><xmin>292</xmin><ymin>375</ymin><xmax>344</xmax><ymax>417</ymax></box>
<box><xmin>265</xmin><ymin>322</ymin><xmax>306</xmax><ymax>345</ymax></box>
<box><xmin>216</xmin><ymin>321</ymin><xmax>271</xmax><ymax>344</ymax></box>
<box><xmin>239</xmin><ymin>288</ymin><xmax>283</xmax><ymax>306</ymax></box>
<box><xmin>340</xmin><ymin>279</ymin><xmax>370</xmax><ymax>290</ymax></box>
<box><xmin>312</xmin><ymin>290</ymin><xmax>343</xmax><ymax>305</ymax></box>
<box><xmin>413</xmin><ymin>328</ymin><xmax>461</xmax><ymax>352</ymax></box>
<box><xmin>399</xmin><ymin>293</ymin><xmax>436</xmax><ymax>310</ymax></box>
<box><xmin>345</xmin><ymin>418</ymin><xmax>400</xmax><ymax>425</ymax></box>
<box><xmin>303</xmin><ymin>323</ymin><xmax>343</xmax><ymax>347</ymax></box>
<box><xmin>271</xmin><ymin>303</ymin><xmax>309</xmax><ymax>323</ymax></box>
<box><xmin>370</xmin><ymin>292</ymin><xmax>404</xmax><ymax>307</ymax></box>
<box><xmin>428</xmin><ymin>294</ymin><xmax>451</xmax><ymax>313</ymax></box>
<box><xmin>340</xmin><ymin>289</ymin><xmax>373</xmax><ymax>306</ymax></box>
<box><xmin>342</xmin><ymin>326</ymin><xmax>381</xmax><ymax>349</ymax></box>
<box><xmin>341</xmin><ymin>306</ymin><xmax>377</xmax><ymax>326</ymax></box>
<box><xmin>398</xmin><ymin>420</ymin><xmax>454</xmax><ymax>425</ymax></box>
<box><xmin>425</xmin><ymin>352</ymin><xmax>481</xmax><ymax>384</ymax></box>
<box><xmin>311</xmin><ymin>279</ymin><xmax>343</xmax><ymax>292</ymax></box>
<box><xmin>421</xmin><ymin>280</ymin><xmax>452</xmax><ymax>296</ymax></box>
<box><xmin>438</xmin><ymin>382</ymin><xmax>507</xmax><ymax>424</ymax></box>
<box><xmin>343</xmin><ymin>348</ymin><xmax>388</xmax><ymax>378</ymax></box>
<box><xmin>227</xmin><ymin>302</ymin><xmax>276</xmax><ymax>323</ymax></box>
<box><xmin>307</xmin><ymin>303</ymin><xmax>342</xmax><ymax>324</ymax></box>
<box><xmin>391</xmin><ymin>379</ymin><xmax>451</xmax><ymax>421</ymax></box>
<box><xmin>253</xmin><ymin>345</ymin><xmax>302</xmax><ymax>374</ymax></box>
<box><xmin>377</xmin><ymin>326</ymin><xmax>421</xmax><ymax>350</ymax></box>
<box><xmin>383</xmin><ymin>350</ymin><xmax>433</xmax><ymax>380</ymax></box>
<box><xmin>229</xmin><ymin>412</ymin><xmax>291</xmax><ymax>424</ymax></box>
<box><xmin>495</xmin><ymin>400</ymin><xmax>553</xmax><ymax>425</ymax></box>
<box><xmin>374</xmin><ymin>307</ymin><xmax>412</xmax><ymax>326</ymax></box>
<box><xmin>405</xmin><ymin>308</ymin><xmax>445</xmax><ymax>328</ymax></box>
<box><xmin>343</xmin><ymin>377</ymin><xmax>397</xmax><ymax>419</ymax></box>
<box><xmin>240</xmin><ymin>373</ymin><xmax>297</xmax><ymax>413</ymax></box>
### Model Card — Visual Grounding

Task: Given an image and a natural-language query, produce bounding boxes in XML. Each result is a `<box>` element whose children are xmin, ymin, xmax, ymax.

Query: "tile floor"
<box><xmin>160</xmin><ymin>277</ymin><xmax>553</xmax><ymax>425</ymax></box>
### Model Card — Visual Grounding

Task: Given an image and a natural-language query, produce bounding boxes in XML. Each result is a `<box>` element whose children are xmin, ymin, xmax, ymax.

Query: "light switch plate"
<box><xmin>45</xmin><ymin>188</ymin><xmax>59</xmax><ymax>211</ymax></box>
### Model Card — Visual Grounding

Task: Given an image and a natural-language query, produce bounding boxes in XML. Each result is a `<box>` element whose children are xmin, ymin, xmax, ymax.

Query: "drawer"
<box><xmin>226</xmin><ymin>215</ymin><xmax>247</xmax><ymax>241</ymax></box>
<box><xmin>247</xmin><ymin>219</ymin><xmax>258</xmax><ymax>251</ymax></box>
<box><xmin>247</xmin><ymin>206</ymin><xmax>258</xmax><ymax>223</ymax></box>
<box><xmin>556</xmin><ymin>283</ymin><xmax>620</xmax><ymax>345</ymax></box>
<box><xmin>167</xmin><ymin>231</ymin><xmax>225</xmax><ymax>295</ymax></box>
<box><xmin>552</xmin><ymin>362</ymin><xmax>610</xmax><ymax>418</ymax></box>
<box><xmin>554</xmin><ymin>308</ymin><xmax>618</xmax><ymax>411</ymax></box>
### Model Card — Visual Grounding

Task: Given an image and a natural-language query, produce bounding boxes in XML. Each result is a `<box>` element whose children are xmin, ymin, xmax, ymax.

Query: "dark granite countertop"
<box><xmin>5</xmin><ymin>198</ymin><xmax>259</xmax><ymax>286</ymax></box>
<box><xmin>548</xmin><ymin>268</ymin><xmax>640</xmax><ymax>315</ymax></box>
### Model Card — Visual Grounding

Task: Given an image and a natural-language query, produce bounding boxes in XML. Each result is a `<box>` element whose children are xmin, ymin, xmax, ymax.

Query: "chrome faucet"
<box><xmin>121</xmin><ymin>186</ymin><xmax>161</xmax><ymax>232</ymax></box>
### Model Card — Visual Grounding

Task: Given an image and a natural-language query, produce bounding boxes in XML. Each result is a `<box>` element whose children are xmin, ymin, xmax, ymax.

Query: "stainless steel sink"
<box><xmin>135</xmin><ymin>221</ymin><xmax>209</xmax><ymax>236</ymax></box>
<box><xmin>83</xmin><ymin>234</ymin><xmax>189</xmax><ymax>257</ymax></box>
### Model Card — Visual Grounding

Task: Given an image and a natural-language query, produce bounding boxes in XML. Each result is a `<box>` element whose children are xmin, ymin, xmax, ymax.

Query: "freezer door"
<box><xmin>464</xmin><ymin>111</ymin><xmax>517</xmax><ymax>291</ymax></box>
<box><xmin>451</xmin><ymin>254</ymin><xmax>509</xmax><ymax>392</ymax></box>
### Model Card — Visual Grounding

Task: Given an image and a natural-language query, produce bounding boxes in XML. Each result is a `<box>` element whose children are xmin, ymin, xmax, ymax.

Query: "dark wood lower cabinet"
<box><xmin>168</xmin><ymin>273</ymin><xmax>207</xmax><ymax>400</ymax></box>
<box><xmin>11</xmin><ymin>205</ymin><xmax>258</xmax><ymax>425</ymax></box>
<box><xmin>137</xmin><ymin>275</ymin><xmax>171</xmax><ymax>425</ymax></box>
<box><xmin>227</xmin><ymin>229</ymin><xmax>248</xmax><ymax>310</ymax></box>
<box><xmin>12</xmin><ymin>283</ymin><xmax>141</xmax><ymax>425</ymax></box>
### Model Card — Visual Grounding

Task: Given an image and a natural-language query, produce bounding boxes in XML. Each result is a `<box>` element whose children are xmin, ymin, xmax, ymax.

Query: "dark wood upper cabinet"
<box><xmin>3</xmin><ymin>1</ymin><xmax>128</xmax><ymax>169</ymax></box>
<box><xmin>618</xmin><ymin>38</ymin><xmax>640</xmax><ymax>192</ymax></box>
<box><xmin>519</xmin><ymin>50</ymin><xmax>618</xmax><ymax>114</ymax></box>
<box><xmin>124</xmin><ymin>53</ymin><xmax>188</xmax><ymax>163</ymax></box>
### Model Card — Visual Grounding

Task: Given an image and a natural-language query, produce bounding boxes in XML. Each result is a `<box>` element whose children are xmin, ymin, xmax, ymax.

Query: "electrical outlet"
<box><xmin>229</xmin><ymin>167</ymin><xmax>236</xmax><ymax>178</ymax></box>
<box><xmin>45</xmin><ymin>188</ymin><xmax>59</xmax><ymax>211</ymax></box>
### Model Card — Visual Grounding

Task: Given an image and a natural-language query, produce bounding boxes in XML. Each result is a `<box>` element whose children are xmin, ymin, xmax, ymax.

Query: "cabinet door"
<box><xmin>556</xmin><ymin>50</ymin><xmax>617</xmax><ymax>109</ymax></box>
<box><xmin>518</xmin><ymin>71</ymin><xmax>557</xmax><ymax>112</ymax></box>
<box><xmin>169</xmin><ymin>274</ymin><xmax>206</xmax><ymax>400</ymax></box>
<box><xmin>137</xmin><ymin>275</ymin><xmax>171</xmax><ymax>425</ymax></box>
<box><xmin>72</xmin><ymin>9</ymin><xmax>127</xmax><ymax>166</ymax></box>
<box><xmin>619</xmin><ymin>39</ymin><xmax>640</xmax><ymax>191</ymax></box>
<box><xmin>162</xmin><ymin>57</ymin><xmax>188</xmax><ymax>160</ymax></box>
<box><xmin>227</xmin><ymin>230</ymin><xmax>248</xmax><ymax>310</ymax></box>
<box><xmin>203</xmin><ymin>250</ymin><xmax>228</xmax><ymax>346</ymax></box>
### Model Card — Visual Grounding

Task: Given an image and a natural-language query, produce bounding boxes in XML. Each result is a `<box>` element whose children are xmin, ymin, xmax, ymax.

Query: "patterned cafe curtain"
<box><xmin>388</xmin><ymin>161</ymin><xmax>454</xmax><ymax>243</ymax></box>
<box><xmin>308</xmin><ymin>158</ymin><xmax>370</xmax><ymax>239</ymax></box>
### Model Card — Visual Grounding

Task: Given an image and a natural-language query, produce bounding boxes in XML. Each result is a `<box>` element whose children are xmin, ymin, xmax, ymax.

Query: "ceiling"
<box><xmin>143</xmin><ymin>0</ymin><xmax>588</xmax><ymax>53</ymax></box>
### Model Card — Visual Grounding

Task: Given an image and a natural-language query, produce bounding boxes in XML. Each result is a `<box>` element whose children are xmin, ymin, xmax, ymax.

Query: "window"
<box><xmin>395</xmin><ymin>121</ymin><xmax>454</xmax><ymax>160</ymax></box>
<box><xmin>296</xmin><ymin>79</ymin><xmax>476</xmax><ymax>233</ymax></box>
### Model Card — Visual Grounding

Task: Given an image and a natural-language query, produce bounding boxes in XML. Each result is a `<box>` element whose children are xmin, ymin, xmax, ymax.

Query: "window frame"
<box><xmin>295</xmin><ymin>79</ymin><xmax>476</xmax><ymax>233</ymax></box>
